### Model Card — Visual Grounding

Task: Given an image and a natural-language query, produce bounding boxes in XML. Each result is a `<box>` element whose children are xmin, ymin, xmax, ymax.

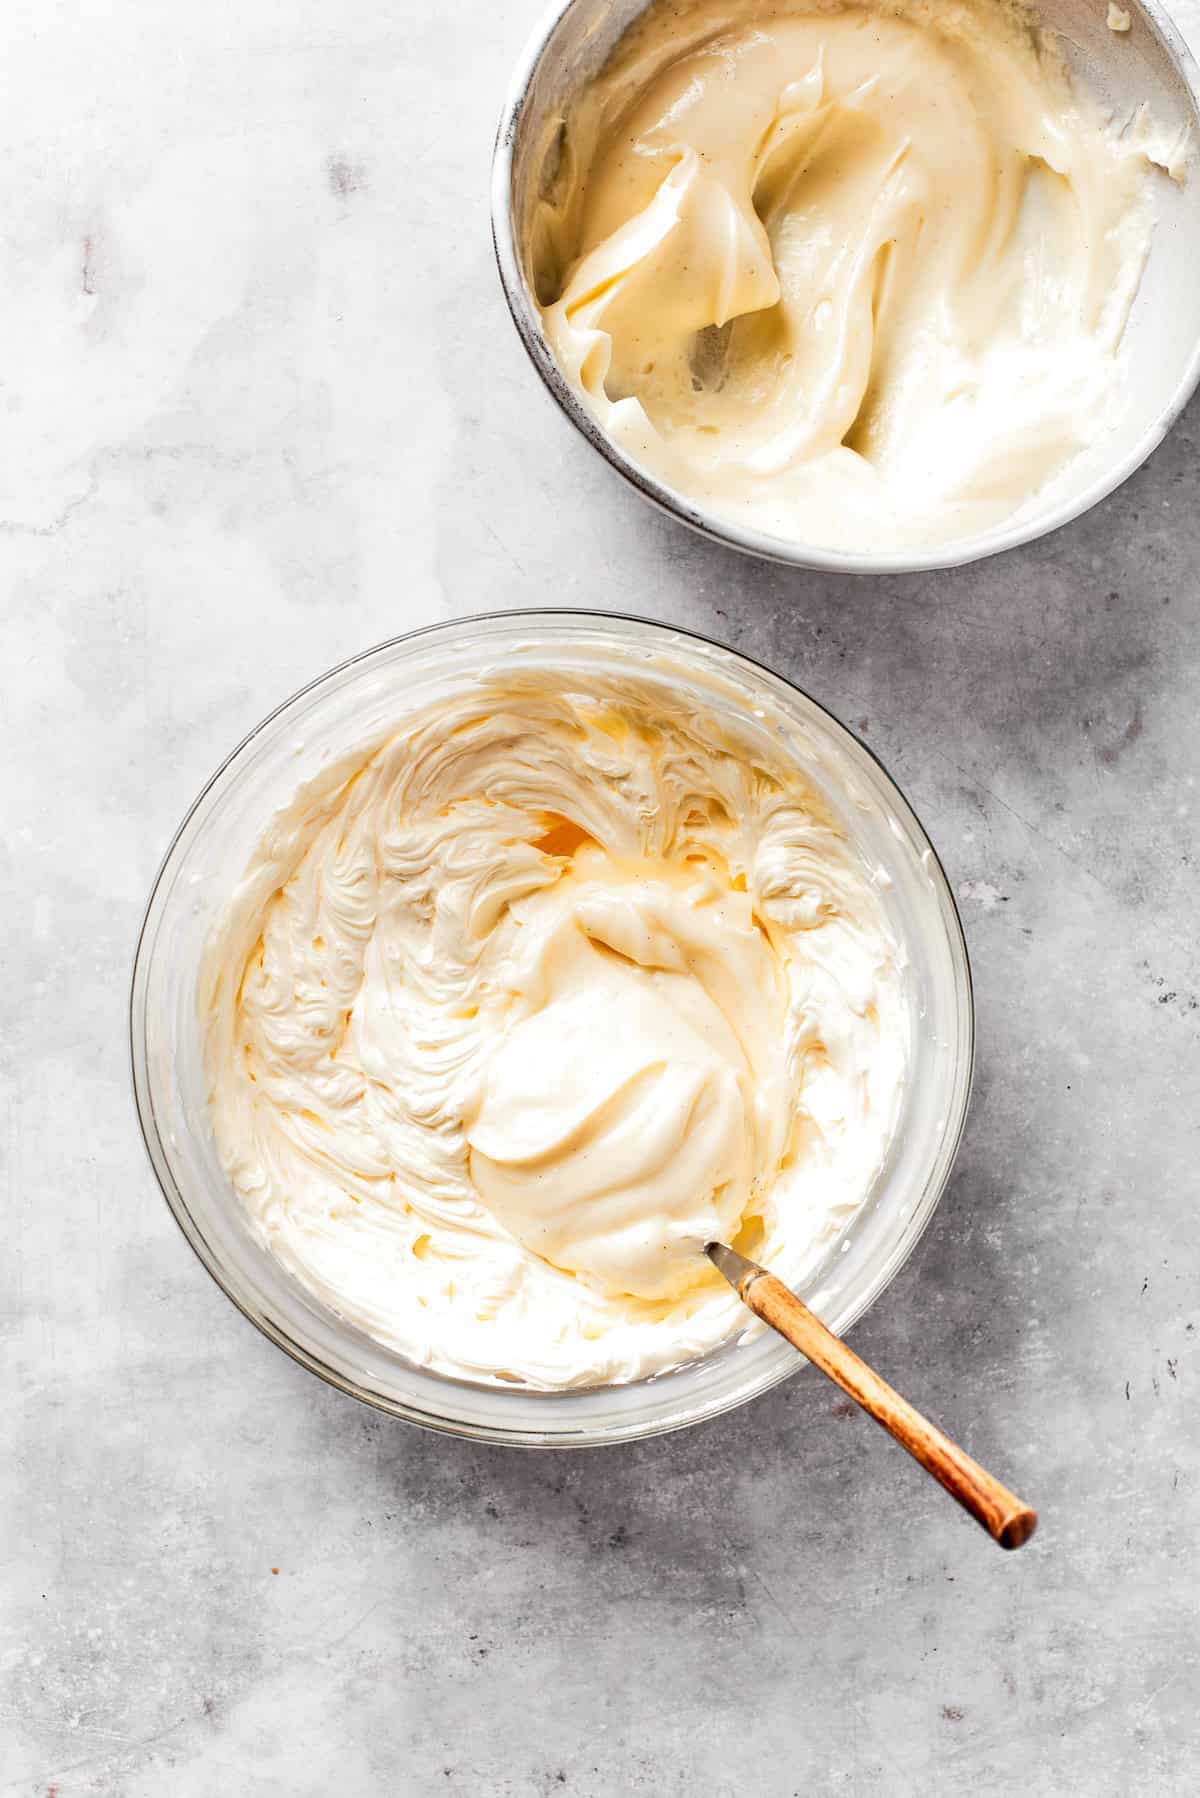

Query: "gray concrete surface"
<box><xmin>3</xmin><ymin>0</ymin><xmax>1199</xmax><ymax>1791</ymax></box>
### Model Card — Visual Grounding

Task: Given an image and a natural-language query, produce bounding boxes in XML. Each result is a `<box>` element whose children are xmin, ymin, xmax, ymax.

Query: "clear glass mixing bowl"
<box><xmin>130</xmin><ymin>612</ymin><xmax>973</xmax><ymax>1445</ymax></box>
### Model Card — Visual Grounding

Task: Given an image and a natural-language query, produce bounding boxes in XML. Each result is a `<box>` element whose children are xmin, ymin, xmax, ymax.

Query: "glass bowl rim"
<box><xmin>129</xmin><ymin>607</ymin><xmax>975</xmax><ymax>1445</ymax></box>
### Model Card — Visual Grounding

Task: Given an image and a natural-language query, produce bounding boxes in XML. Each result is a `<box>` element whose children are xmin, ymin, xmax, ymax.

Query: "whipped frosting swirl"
<box><xmin>203</xmin><ymin>668</ymin><xmax>907</xmax><ymax>1388</ymax></box>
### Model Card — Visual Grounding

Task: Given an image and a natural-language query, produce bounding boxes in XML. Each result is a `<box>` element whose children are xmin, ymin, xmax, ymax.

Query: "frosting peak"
<box><xmin>465</xmin><ymin>851</ymin><xmax>787</xmax><ymax>1301</ymax></box>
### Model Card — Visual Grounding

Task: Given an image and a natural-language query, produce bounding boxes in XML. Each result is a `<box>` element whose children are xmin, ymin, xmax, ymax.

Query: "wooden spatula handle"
<box><xmin>712</xmin><ymin>1246</ymin><xmax>1036</xmax><ymax>1549</ymax></box>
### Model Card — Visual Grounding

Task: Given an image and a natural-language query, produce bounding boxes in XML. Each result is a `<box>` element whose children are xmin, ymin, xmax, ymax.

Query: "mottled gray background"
<box><xmin>2</xmin><ymin>0</ymin><xmax>1198</xmax><ymax>1791</ymax></box>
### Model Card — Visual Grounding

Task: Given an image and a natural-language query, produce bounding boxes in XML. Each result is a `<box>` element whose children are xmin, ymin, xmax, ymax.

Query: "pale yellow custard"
<box><xmin>531</xmin><ymin>0</ymin><xmax>1184</xmax><ymax>552</ymax></box>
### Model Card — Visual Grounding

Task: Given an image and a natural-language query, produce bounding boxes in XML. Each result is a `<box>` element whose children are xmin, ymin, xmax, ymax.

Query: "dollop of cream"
<box><xmin>530</xmin><ymin>0</ymin><xmax>1178</xmax><ymax>553</ymax></box>
<box><xmin>203</xmin><ymin>670</ymin><xmax>907</xmax><ymax>1388</ymax></box>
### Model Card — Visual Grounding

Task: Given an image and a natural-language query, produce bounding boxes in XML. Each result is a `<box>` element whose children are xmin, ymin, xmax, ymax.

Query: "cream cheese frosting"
<box><xmin>203</xmin><ymin>668</ymin><xmax>907</xmax><ymax>1388</ymax></box>
<box><xmin>529</xmin><ymin>0</ymin><xmax>1183</xmax><ymax>553</ymax></box>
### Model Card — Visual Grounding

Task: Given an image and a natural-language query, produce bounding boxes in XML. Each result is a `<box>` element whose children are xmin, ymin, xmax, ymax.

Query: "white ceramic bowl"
<box><xmin>131</xmin><ymin>612</ymin><xmax>973</xmax><ymax>1444</ymax></box>
<box><xmin>493</xmin><ymin>0</ymin><xmax>1200</xmax><ymax>574</ymax></box>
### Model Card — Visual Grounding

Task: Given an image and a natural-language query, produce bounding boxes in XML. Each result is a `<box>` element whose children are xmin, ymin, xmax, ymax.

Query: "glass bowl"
<box><xmin>131</xmin><ymin>612</ymin><xmax>973</xmax><ymax>1444</ymax></box>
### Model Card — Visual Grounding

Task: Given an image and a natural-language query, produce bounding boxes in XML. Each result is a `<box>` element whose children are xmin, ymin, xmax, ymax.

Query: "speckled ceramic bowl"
<box><xmin>492</xmin><ymin>0</ymin><xmax>1200</xmax><ymax>573</ymax></box>
<box><xmin>131</xmin><ymin>612</ymin><xmax>973</xmax><ymax>1443</ymax></box>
